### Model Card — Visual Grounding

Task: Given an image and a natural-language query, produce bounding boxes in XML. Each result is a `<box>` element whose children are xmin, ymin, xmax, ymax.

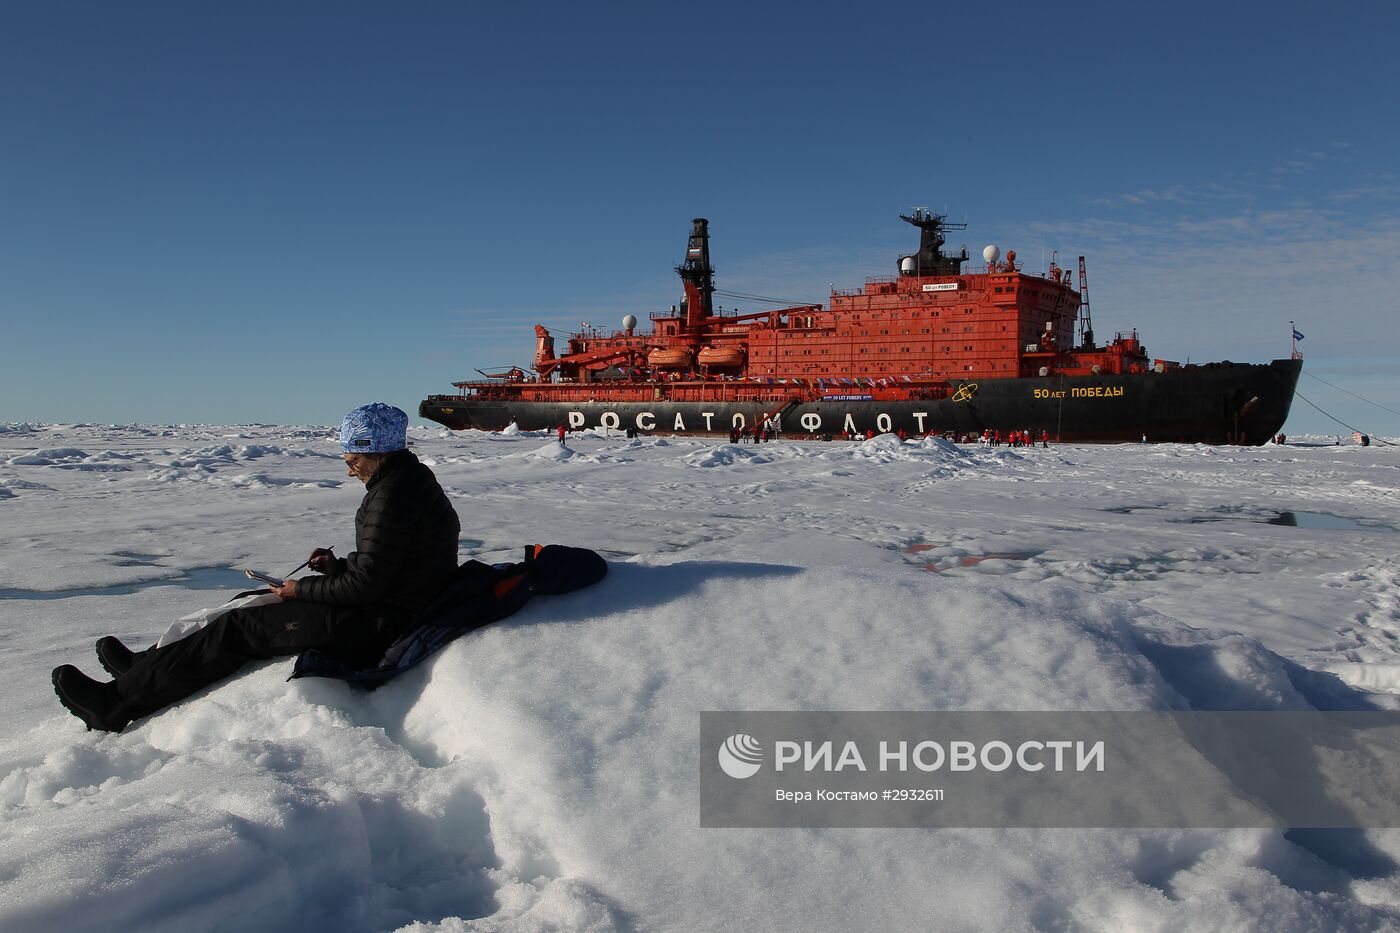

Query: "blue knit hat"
<box><xmin>339</xmin><ymin>403</ymin><xmax>408</xmax><ymax>453</ymax></box>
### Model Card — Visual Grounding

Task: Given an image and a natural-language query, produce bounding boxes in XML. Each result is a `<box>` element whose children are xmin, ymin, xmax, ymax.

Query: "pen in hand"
<box><xmin>285</xmin><ymin>546</ymin><xmax>334</xmax><ymax>578</ymax></box>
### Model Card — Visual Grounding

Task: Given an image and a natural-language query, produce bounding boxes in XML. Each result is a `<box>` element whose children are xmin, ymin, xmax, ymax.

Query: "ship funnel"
<box><xmin>675</xmin><ymin>217</ymin><xmax>715</xmax><ymax>332</ymax></box>
<box><xmin>983</xmin><ymin>244</ymin><xmax>1001</xmax><ymax>265</ymax></box>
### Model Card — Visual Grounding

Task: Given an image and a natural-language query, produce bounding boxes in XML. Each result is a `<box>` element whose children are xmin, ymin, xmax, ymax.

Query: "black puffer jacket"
<box><xmin>295</xmin><ymin>449</ymin><xmax>460</xmax><ymax>616</ymax></box>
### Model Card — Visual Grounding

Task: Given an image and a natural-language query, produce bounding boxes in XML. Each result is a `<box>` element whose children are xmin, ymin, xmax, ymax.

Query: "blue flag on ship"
<box><xmin>1292</xmin><ymin>328</ymin><xmax>1305</xmax><ymax>341</ymax></box>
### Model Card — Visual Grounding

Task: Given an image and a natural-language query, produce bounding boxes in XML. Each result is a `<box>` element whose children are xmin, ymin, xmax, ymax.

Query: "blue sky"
<box><xmin>2</xmin><ymin>1</ymin><xmax>1396</xmax><ymax>436</ymax></box>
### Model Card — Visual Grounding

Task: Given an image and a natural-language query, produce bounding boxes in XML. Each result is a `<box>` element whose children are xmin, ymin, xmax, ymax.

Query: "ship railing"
<box><xmin>896</xmin><ymin>264</ymin><xmax>1033</xmax><ymax>276</ymax></box>
<box><xmin>827</xmin><ymin>275</ymin><xmax>902</xmax><ymax>297</ymax></box>
<box><xmin>879</xmin><ymin>262</ymin><xmax>1079</xmax><ymax>280</ymax></box>
<box><xmin>647</xmin><ymin>308</ymin><xmax>746</xmax><ymax>321</ymax></box>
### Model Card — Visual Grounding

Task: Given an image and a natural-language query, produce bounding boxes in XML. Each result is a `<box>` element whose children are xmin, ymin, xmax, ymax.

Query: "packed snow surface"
<box><xmin>2</xmin><ymin>423</ymin><xmax>1399</xmax><ymax>931</ymax></box>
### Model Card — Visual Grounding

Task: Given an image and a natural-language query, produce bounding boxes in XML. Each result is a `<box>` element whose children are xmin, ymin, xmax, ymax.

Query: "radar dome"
<box><xmin>900</xmin><ymin>257</ymin><xmax>916</xmax><ymax>273</ymax></box>
<box><xmin>982</xmin><ymin>244</ymin><xmax>1001</xmax><ymax>264</ymax></box>
<box><xmin>622</xmin><ymin>315</ymin><xmax>638</xmax><ymax>333</ymax></box>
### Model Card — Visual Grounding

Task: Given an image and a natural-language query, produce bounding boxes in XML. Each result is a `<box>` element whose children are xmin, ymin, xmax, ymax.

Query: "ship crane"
<box><xmin>533</xmin><ymin>338</ymin><xmax>646</xmax><ymax>382</ymax></box>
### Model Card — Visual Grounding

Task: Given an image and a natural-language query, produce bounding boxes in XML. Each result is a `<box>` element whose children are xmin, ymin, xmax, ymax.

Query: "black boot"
<box><xmin>52</xmin><ymin>665</ymin><xmax>131</xmax><ymax>732</ymax></box>
<box><xmin>95</xmin><ymin>636</ymin><xmax>138</xmax><ymax>677</ymax></box>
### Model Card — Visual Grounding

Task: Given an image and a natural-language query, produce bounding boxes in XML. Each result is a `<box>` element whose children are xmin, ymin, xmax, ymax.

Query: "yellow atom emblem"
<box><xmin>951</xmin><ymin>383</ymin><xmax>979</xmax><ymax>402</ymax></box>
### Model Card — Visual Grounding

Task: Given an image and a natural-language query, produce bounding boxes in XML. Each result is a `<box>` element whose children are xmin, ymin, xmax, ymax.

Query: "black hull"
<box><xmin>420</xmin><ymin>360</ymin><xmax>1301</xmax><ymax>445</ymax></box>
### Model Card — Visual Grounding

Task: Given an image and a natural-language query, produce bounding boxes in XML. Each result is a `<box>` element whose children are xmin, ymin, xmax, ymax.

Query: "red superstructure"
<box><xmin>500</xmin><ymin>212</ymin><xmax>1167</xmax><ymax>406</ymax></box>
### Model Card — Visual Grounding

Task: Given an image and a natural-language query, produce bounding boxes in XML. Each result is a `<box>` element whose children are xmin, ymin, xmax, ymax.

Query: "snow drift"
<box><xmin>2</xmin><ymin>424</ymin><xmax>1399</xmax><ymax>931</ymax></box>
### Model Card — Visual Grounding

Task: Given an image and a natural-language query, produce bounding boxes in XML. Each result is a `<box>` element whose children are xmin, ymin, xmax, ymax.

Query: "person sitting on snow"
<box><xmin>52</xmin><ymin>403</ymin><xmax>461</xmax><ymax>732</ymax></box>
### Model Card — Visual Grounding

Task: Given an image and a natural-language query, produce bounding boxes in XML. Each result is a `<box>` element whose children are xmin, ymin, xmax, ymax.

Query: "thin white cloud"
<box><xmin>1329</xmin><ymin>178</ymin><xmax>1400</xmax><ymax>202</ymax></box>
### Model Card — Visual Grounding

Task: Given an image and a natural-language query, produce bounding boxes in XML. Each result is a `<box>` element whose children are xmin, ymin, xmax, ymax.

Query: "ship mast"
<box><xmin>676</xmin><ymin>218</ymin><xmax>716</xmax><ymax>333</ymax></box>
<box><xmin>898</xmin><ymin>208</ymin><xmax>968</xmax><ymax>276</ymax></box>
<box><xmin>1077</xmin><ymin>255</ymin><xmax>1096</xmax><ymax>349</ymax></box>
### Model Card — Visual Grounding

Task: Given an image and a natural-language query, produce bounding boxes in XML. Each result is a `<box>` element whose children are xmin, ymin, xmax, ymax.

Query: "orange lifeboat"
<box><xmin>647</xmin><ymin>347</ymin><xmax>694</xmax><ymax>370</ymax></box>
<box><xmin>697</xmin><ymin>346</ymin><xmax>746</xmax><ymax>368</ymax></box>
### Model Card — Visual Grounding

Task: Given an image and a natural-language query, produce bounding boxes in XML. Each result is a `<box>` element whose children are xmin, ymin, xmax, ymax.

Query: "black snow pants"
<box><xmin>113</xmin><ymin>600</ymin><xmax>410</xmax><ymax>722</ymax></box>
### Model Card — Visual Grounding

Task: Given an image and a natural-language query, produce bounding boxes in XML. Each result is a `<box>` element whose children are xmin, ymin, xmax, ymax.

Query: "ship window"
<box><xmin>880</xmin><ymin>330</ymin><xmax>887</xmax><ymax>335</ymax></box>
<box><xmin>995</xmin><ymin>288</ymin><xmax>1003</xmax><ymax>293</ymax></box>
